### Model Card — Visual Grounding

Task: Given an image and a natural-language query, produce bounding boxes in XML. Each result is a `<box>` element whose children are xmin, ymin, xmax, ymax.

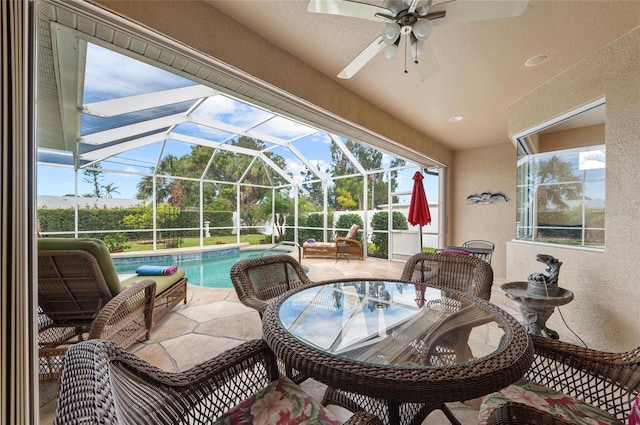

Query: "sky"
<box><xmin>38</xmin><ymin>42</ymin><xmax>439</xmax><ymax>202</ymax></box>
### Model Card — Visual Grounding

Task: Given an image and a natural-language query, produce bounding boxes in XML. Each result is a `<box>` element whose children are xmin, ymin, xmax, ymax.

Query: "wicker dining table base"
<box><xmin>323</xmin><ymin>386</ymin><xmax>461</xmax><ymax>425</ymax></box>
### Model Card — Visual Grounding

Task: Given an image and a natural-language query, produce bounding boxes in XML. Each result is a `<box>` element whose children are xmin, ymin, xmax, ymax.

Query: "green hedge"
<box><xmin>38</xmin><ymin>207</ymin><xmax>234</xmax><ymax>240</ymax></box>
<box><xmin>285</xmin><ymin>212</ymin><xmax>334</xmax><ymax>244</ymax></box>
<box><xmin>335</xmin><ymin>213</ymin><xmax>364</xmax><ymax>243</ymax></box>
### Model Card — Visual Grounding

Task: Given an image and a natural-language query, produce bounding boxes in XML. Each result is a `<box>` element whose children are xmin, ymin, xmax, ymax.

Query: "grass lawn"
<box><xmin>126</xmin><ymin>234</ymin><xmax>268</xmax><ymax>252</ymax></box>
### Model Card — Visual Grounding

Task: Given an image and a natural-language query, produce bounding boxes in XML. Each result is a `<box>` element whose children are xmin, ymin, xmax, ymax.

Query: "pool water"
<box><xmin>114</xmin><ymin>249</ymin><xmax>280</xmax><ymax>288</ymax></box>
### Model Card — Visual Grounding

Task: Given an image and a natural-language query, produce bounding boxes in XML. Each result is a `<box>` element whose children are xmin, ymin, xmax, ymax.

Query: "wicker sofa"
<box><xmin>37</xmin><ymin>237</ymin><xmax>188</xmax><ymax>382</ymax></box>
<box><xmin>302</xmin><ymin>224</ymin><xmax>363</xmax><ymax>260</ymax></box>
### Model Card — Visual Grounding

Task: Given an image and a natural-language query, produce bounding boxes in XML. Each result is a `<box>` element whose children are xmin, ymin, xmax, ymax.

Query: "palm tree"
<box><xmin>136</xmin><ymin>154</ymin><xmax>186</xmax><ymax>205</ymax></box>
<box><xmin>535</xmin><ymin>156</ymin><xmax>582</xmax><ymax>211</ymax></box>
<box><xmin>103</xmin><ymin>183</ymin><xmax>120</xmax><ymax>198</ymax></box>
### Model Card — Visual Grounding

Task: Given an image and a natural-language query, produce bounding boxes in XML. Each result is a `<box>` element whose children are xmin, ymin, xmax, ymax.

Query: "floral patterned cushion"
<box><xmin>629</xmin><ymin>394</ymin><xmax>640</xmax><ymax>425</ymax></box>
<box><xmin>212</xmin><ymin>376</ymin><xmax>341</xmax><ymax>425</ymax></box>
<box><xmin>479</xmin><ymin>379</ymin><xmax>622</xmax><ymax>425</ymax></box>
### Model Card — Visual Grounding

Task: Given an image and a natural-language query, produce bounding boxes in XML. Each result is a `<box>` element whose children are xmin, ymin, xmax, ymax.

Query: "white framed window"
<box><xmin>516</xmin><ymin>145</ymin><xmax>605</xmax><ymax>248</ymax></box>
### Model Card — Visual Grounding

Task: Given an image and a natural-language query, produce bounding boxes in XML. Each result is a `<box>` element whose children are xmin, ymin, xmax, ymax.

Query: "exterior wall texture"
<box><xmin>506</xmin><ymin>25</ymin><xmax>640</xmax><ymax>351</ymax></box>
<box><xmin>450</xmin><ymin>142</ymin><xmax>516</xmax><ymax>280</ymax></box>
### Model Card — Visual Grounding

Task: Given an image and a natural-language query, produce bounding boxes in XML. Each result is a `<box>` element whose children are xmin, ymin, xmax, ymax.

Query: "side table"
<box><xmin>500</xmin><ymin>281</ymin><xmax>573</xmax><ymax>339</ymax></box>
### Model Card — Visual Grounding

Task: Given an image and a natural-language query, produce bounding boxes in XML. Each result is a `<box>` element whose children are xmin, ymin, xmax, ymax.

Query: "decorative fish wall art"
<box><xmin>466</xmin><ymin>192</ymin><xmax>508</xmax><ymax>205</ymax></box>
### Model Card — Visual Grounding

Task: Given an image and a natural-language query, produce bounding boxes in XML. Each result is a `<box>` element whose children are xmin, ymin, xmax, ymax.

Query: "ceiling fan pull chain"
<box><xmin>404</xmin><ymin>36</ymin><xmax>408</xmax><ymax>74</ymax></box>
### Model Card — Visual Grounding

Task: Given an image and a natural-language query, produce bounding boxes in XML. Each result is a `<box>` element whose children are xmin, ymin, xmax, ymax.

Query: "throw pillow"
<box><xmin>479</xmin><ymin>379</ymin><xmax>622</xmax><ymax>425</ymax></box>
<box><xmin>629</xmin><ymin>394</ymin><xmax>640</xmax><ymax>425</ymax></box>
<box><xmin>212</xmin><ymin>375</ymin><xmax>341</xmax><ymax>425</ymax></box>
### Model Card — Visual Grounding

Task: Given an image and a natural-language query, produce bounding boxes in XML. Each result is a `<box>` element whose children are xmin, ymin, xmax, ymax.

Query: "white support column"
<box><xmin>293</xmin><ymin>185</ymin><xmax>299</xmax><ymax>244</ymax></box>
<box><xmin>438</xmin><ymin>167</ymin><xmax>448</xmax><ymax>248</ymax></box>
<box><xmin>236</xmin><ymin>183</ymin><xmax>241</xmax><ymax>243</ymax></box>
<box><xmin>199</xmin><ymin>180</ymin><xmax>204</xmax><ymax>245</ymax></box>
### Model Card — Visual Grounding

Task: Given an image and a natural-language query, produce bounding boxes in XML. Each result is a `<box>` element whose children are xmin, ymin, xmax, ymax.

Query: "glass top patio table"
<box><xmin>262</xmin><ymin>279</ymin><xmax>533</xmax><ymax>425</ymax></box>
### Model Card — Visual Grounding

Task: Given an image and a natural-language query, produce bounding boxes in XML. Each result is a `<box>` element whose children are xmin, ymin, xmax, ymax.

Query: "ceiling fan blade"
<box><xmin>338</xmin><ymin>36</ymin><xmax>386</xmax><ymax>79</ymax></box>
<box><xmin>406</xmin><ymin>0</ymin><xmax>420</xmax><ymax>14</ymax></box>
<box><xmin>429</xmin><ymin>0</ymin><xmax>528</xmax><ymax>26</ymax></box>
<box><xmin>308</xmin><ymin>0</ymin><xmax>392</xmax><ymax>22</ymax></box>
<box><xmin>413</xmin><ymin>41</ymin><xmax>440</xmax><ymax>81</ymax></box>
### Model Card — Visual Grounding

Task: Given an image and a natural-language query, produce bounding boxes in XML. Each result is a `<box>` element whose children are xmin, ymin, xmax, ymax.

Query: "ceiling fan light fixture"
<box><xmin>382</xmin><ymin>23</ymin><xmax>401</xmax><ymax>44</ymax></box>
<box><xmin>384</xmin><ymin>43</ymin><xmax>398</xmax><ymax>59</ymax></box>
<box><xmin>416</xmin><ymin>4</ymin><xmax>431</xmax><ymax>16</ymax></box>
<box><xmin>412</xmin><ymin>19</ymin><xmax>433</xmax><ymax>40</ymax></box>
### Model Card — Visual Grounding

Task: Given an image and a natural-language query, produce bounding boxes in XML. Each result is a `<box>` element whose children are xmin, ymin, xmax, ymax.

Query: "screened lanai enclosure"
<box><xmin>36</xmin><ymin>1</ymin><xmax>443</xmax><ymax>260</ymax></box>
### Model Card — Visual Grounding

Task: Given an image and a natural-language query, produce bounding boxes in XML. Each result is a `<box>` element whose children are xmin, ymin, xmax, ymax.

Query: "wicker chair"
<box><xmin>54</xmin><ymin>339</ymin><xmax>383</xmax><ymax>425</ymax></box>
<box><xmin>401</xmin><ymin>251</ymin><xmax>494</xmax><ymax>300</ymax></box>
<box><xmin>38</xmin><ymin>237</ymin><xmax>188</xmax><ymax>382</ymax></box>
<box><xmin>401</xmin><ymin>252</ymin><xmax>494</xmax><ymax>363</ymax></box>
<box><xmin>302</xmin><ymin>224</ymin><xmax>364</xmax><ymax>260</ymax></box>
<box><xmin>230</xmin><ymin>254</ymin><xmax>315</xmax><ymax>384</ymax></box>
<box><xmin>399</xmin><ymin>251</ymin><xmax>495</xmax><ymax>423</ymax></box>
<box><xmin>479</xmin><ymin>334</ymin><xmax>640</xmax><ymax>425</ymax></box>
<box><xmin>230</xmin><ymin>254</ymin><xmax>314</xmax><ymax>317</ymax></box>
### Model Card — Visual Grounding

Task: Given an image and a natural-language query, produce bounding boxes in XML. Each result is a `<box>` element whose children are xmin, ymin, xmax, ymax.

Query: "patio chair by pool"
<box><xmin>401</xmin><ymin>251</ymin><xmax>494</xmax><ymax>301</ymax></box>
<box><xmin>37</xmin><ymin>237</ymin><xmax>188</xmax><ymax>382</ymax></box>
<box><xmin>302</xmin><ymin>224</ymin><xmax>364</xmax><ymax>260</ymax></box>
<box><xmin>230</xmin><ymin>254</ymin><xmax>314</xmax><ymax>384</ymax></box>
<box><xmin>479</xmin><ymin>334</ymin><xmax>640</xmax><ymax>425</ymax></box>
<box><xmin>54</xmin><ymin>339</ymin><xmax>383</xmax><ymax>425</ymax></box>
<box><xmin>230</xmin><ymin>254</ymin><xmax>314</xmax><ymax>318</ymax></box>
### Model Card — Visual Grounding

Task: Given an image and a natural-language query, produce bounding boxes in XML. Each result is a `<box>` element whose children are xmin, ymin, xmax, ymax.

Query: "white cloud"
<box><xmin>85</xmin><ymin>44</ymin><xmax>192</xmax><ymax>100</ymax></box>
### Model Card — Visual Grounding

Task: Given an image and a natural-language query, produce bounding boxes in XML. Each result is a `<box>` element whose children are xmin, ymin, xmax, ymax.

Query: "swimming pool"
<box><xmin>113</xmin><ymin>248</ymin><xmax>283</xmax><ymax>288</ymax></box>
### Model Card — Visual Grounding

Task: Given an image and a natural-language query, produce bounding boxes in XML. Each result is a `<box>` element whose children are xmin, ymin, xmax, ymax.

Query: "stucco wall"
<box><xmin>450</xmin><ymin>142</ymin><xmax>516</xmax><ymax>280</ymax></box>
<box><xmin>539</xmin><ymin>124</ymin><xmax>604</xmax><ymax>152</ymax></box>
<box><xmin>506</xmin><ymin>25</ymin><xmax>640</xmax><ymax>351</ymax></box>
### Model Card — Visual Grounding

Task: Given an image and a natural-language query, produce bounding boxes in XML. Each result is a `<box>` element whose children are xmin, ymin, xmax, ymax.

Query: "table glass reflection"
<box><xmin>278</xmin><ymin>280</ymin><xmax>503</xmax><ymax>367</ymax></box>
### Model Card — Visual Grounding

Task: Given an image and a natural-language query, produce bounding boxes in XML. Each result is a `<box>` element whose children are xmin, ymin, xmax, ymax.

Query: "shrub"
<box><xmin>335</xmin><ymin>213</ymin><xmax>364</xmax><ymax>243</ymax></box>
<box><xmin>103</xmin><ymin>233</ymin><xmax>130</xmax><ymax>251</ymax></box>
<box><xmin>370</xmin><ymin>211</ymin><xmax>408</xmax><ymax>258</ymax></box>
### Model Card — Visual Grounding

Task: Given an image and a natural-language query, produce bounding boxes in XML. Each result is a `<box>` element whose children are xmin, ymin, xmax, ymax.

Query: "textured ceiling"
<box><xmin>207</xmin><ymin>0</ymin><xmax>640</xmax><ymax>151</ymax></box>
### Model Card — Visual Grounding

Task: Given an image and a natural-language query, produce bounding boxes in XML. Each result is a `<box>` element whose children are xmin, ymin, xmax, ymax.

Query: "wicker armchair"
<box><xmin>480</xmin><ymin>334</ymin><xmax>640</xmax><ymax>424</ymax></box>
<box><xmin>54</xmin><ymin>339</ymin><xmax>383</xmax><ymax>425</ymax></box>
<box><xmin>230</xmin><ymin>254</ymin><xmax>314</xmax><ymax>317</ymax></box>
<box><xmin>38</xmin><ymin>238</ymin><xmax>188</xmax><ymax>382</ymax></box>
<box><xmin>400</xmin><ymin>251</ymin><xmax>495</xmax><ymax>423</ymax></box>
<box><xmin>401</xmin><ymin>251</ymin><xmax>494</xmax><ymax>300</ymax></box>
<box><xmin>230</xmin><ymin>254</ymin><xmax>315</xmax><ymax>384</ymax></box>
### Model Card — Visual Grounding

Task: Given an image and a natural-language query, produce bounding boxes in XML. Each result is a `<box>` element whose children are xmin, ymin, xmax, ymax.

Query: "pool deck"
<box><xmin>40</xmin><ymin>254</ymin><xmax>519</xmax><ymax>425</ymax></box>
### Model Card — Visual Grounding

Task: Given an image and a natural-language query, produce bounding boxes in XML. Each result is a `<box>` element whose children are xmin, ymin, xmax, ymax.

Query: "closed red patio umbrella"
<box><xmin>408</xmin><ymin>171</ymin><xmax>431</xmax><ymax>251</ymax></box>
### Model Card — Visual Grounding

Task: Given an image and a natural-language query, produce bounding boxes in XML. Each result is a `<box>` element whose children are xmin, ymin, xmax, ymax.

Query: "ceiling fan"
<box><xmin>308</xmin><ymin>0</ymin><xmax>529</xmax><ymax>81</ymax></box>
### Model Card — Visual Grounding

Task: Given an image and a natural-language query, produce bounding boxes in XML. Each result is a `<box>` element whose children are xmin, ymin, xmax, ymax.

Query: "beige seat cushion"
<box><xmin>120</xmin><ymin>269</ymin><xmax>186</xmax><ymax>296</ymax></box>
<box><xmin>345</xmin><ymin>224</ymin><xmax>359</xmax><ymax>239</ymax></box>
